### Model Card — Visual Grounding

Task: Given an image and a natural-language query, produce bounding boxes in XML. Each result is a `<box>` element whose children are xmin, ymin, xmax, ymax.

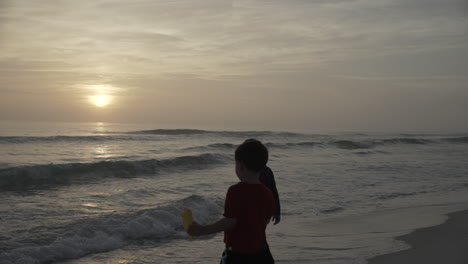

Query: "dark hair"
<box><xmin>235</xmin><ymin>139</ymin><xmax>268</xmax><ymax>172</ymax></box>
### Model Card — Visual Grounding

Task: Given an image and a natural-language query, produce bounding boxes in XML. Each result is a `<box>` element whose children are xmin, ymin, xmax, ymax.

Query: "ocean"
<box><xmin>1</xmin><ymin>121</ymin><xmax>467</xmax><ymax>264</ymax></box>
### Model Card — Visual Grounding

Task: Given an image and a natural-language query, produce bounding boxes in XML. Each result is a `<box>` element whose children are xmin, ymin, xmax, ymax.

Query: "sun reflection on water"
<box><xmin>94</xmin><ymin>144</ymin><xmax>110</xmax><ymax>159</ymax></box>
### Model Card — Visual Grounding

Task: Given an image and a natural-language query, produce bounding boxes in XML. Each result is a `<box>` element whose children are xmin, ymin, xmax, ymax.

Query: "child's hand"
<box><xmin>272</xmin><ymin>214</ymin><xmax>281</xmax><ymax>225</ymax></box>
<box><xmin>187</xmin><ymin>221</ymin><xmax>205</xmax><ymax>236</ymax></box>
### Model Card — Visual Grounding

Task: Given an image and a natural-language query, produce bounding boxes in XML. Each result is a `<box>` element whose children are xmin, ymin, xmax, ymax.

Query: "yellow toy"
<box><xmin>180</xmin><ymin>208</ymin><xmax>193</xmax><ymax>240</ymax></box>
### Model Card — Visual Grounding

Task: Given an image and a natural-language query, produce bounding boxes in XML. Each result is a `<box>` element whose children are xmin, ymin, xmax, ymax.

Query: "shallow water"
<box><xmin>1</xmin><ymin>122</ymin><xmax>468</xmax><ymax>263</ymax></box>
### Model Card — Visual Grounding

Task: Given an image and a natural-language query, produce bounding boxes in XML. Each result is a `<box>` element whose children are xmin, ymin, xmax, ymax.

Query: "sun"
<box><xmin>90</xmin><ymin>95</ymin><xmax>112</xmax><ymax>107</ymax></box>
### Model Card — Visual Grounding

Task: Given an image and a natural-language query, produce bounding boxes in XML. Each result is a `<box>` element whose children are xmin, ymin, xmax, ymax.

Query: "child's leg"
<box><xmin>252</xmin><ymin>247</ymin><xmax>275</xmax><ymax>264</ymax></box>
<box><xmin>220</xmin><ymin>249</ymin><xmax>227</xmax><ymax>264</ymax></box>
<box><xmin>219</xmin><ymin>249</ymin><xmax>248</xmax><ymax>264</ymax></box>
<box><xmin>220</xmin><ymin>247</ymin><xmax>274</xmax><ymax>264</ymax></box>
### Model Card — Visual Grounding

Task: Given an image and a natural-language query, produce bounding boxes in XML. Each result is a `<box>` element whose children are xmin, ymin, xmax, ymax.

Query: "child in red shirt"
<box><xmin>188</xmin><ymin>139</ymin><xmax>275</xmax><ymax>264</ymax></box>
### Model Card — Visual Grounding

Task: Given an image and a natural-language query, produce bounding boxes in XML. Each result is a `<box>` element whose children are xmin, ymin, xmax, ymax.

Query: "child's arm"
<box><xmin>188</xmin><ymin>217</ymin><xmax>237</xmax><ymax>236</ymax></box>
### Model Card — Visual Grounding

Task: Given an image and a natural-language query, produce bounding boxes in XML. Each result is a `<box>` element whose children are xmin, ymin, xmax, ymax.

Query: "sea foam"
<box><xmin>0</xmin><ymin>195</ymin><xmax>222</xmax><ymax>264</ymax></box>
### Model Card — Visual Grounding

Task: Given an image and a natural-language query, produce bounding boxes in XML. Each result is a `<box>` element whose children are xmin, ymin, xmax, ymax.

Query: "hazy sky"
<box><xmin>1</xmin><ymin>0</ymin><xmax>467</xmax><ymax>133</ymax></box>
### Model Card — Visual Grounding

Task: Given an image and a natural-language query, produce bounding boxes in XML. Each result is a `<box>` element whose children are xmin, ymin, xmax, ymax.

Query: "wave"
<box><xmin>259</xmin><ymin>138</ymin><xmax>434</xmax><ymax>150</ymax></box>
<box><xmin>333</xmin><ymin>140</ymin><xmax>373</xmax><ymax>149</ymax></box>
<box><xmin>289</xmin><ymin>142</ymin><xmax>318</xmax><ymax>147</ymax></box>
<box><xmin>265</xmin><ymin>142</ymin><xmax>320</xmax><ymax>148</ymax></box>
<box><xmin>127</xmin><ymin>129</ymin><xmax>209</xmax><ymax>135</ymax></box>
<box><xmin>182</xmin><ymin>141</ymin><xmax>322</xmax><ymax>152</ymax></box>
<box><xmin>182</xmin><ymin>143</ymin><xmax>236</xmax><ymax>152</ymax></box>
<box><xmin>400</xmin><ymin>133</ymin><xmax>440</xmax><ymax>137</ymax></box>
<box><xmin>0</xmin><ymin>135</ymin><xmax>144</xmax><ymax>144</ymax></box>
<box><xmin>443</xmin><ymin>137</ymin><xmax>468</xmax><ymax>143</ymax></box>
<box><xmin>0</xmin><ymin>154</ymin><xmax>230</xmax><ymax>191</ymax></box>
<box><xmin>5</xmin><ymin>131</ymin><xmax>464</xmax><ymax>151</ymax></box>
<box><xmin>127</xmin><ymin>129</ymin><xmax>304</xmax><ymax>137</ymax></box>
<box><xmin>353</xmin><ymin>150</ymin><xmax>388</xmax><ymax>155</ymax></box>
<box><xmin>332</xmin><ymin>137</ymin><xmax>440</xmax><ymax>149</ymax></box>
<box><xmin>319</xmin><ymin>206</ymin><xmax>345</xmax><ymax>214</ymax></box>
<box><xmin>0</xmin><ymin>195</ymin><xmax>222</xmax><ymax>264</ymax></box>
<box><xmin>179</xmin><ymin>137</ymin><xmax>442</xmax><ymax>153</ymax></box>
<box><xmin>0</xmin><ymin>129</ymin><xmax>305</xmax><ymax>144</ymax></box>
<box><xmin>376</xmin><ymin>191</ymin><xmax>428</xmax><ymax>200</ymax></box>
<box><xmin>381</xmin><ymin>138</ymin><xmax>433</xmax><ymax>144</ymax></box>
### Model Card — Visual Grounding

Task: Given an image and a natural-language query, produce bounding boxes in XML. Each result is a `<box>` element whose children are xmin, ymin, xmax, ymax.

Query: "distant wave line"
<box><xmin>181</xmin><ymin>137</ymin><xmax>467</xmax><ymax>152</ymax></box>
<box><xmin>1</xmin><ymin>133</ymin><xmax>467</xmax><ymax>149</ymax></box>
<box><xmin>126</xmin><ymin>129</ymin><xmax>304</xmax><ymax>137</ymax></box>
<box><xmin>0</xmin><ymin>135</ymin><xmax>149</xmax><ymax>144</ymax></box>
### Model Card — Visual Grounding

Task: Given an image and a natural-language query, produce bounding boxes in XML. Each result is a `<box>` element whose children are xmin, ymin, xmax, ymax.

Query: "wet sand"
<box><xmin>368</xmin><ymin>209</ymin><xmax>468</xmax><ymax>264</ymax></box>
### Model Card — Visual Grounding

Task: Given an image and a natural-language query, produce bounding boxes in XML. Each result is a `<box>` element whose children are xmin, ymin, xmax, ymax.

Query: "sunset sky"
<box><xmin>1</xmin><ymin>0</ymin><xmax>467</xmax><ymax>132</ymax></box>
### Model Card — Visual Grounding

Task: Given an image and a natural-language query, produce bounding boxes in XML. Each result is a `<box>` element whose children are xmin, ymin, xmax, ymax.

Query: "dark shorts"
<box><xmin>220</xmin><ymin>247</ymin><xmax>275</xmax><ymax>264</ymax></box>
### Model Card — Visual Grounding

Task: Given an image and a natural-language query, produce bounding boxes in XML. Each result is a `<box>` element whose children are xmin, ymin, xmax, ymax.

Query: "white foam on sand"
<box><xmin>267</xmin><ymin>200</ymin><xmax>468</xmax><ymax>264</ymax></box>
<box><xmin>368</xmin><ymin>209</ymin><xmax>468</xmax><ymax>264</ymax></box>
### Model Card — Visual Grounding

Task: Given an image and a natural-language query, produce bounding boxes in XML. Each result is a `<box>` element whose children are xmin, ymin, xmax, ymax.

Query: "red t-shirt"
<box><xmin>223</xmin><ymin>182</ymin><xmax>274</xmax><ymax>253</ymax></box>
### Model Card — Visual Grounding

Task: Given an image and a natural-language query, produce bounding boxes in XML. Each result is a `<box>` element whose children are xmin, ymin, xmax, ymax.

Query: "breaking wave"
<box><xmin>0</xmin><ymin>154</ymin><xmax>230</xmax><ymax>190</ymax></box>
<box><xmin>0</xmin><ymin>195</ymin><xmax>222</xmax><ymax>264</ymax></box>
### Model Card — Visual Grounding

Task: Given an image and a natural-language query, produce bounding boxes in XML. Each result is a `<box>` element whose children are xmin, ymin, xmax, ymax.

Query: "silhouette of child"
<box><xmin>188</xmin><ymin>139</ymin><xmax>275</xmax><ymax>264</ymax></box>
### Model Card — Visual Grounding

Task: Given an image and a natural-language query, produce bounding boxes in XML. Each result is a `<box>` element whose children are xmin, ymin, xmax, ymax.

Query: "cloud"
<box><xmin>1</xmin><ymin>0</ymin><xmax>467</xmax><ymax>131</ymax></box>
<box><xmin>1</xmin><ymin>0</ymin><xmax>467</xmax><ymax>78</ymax></box>
<box><xmin>0</xmin><ymin>58</ymin><xmax>74</xmax><ymax>72</ymax></box>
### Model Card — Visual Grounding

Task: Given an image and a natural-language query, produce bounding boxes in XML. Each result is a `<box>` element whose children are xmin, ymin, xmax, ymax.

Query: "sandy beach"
<box><xmin>368</xmin><ymin>209</ymin><xmax>468</xmax><ymax>264</ymax></box>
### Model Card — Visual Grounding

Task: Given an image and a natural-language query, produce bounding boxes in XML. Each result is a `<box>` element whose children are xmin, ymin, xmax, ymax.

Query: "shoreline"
<box><xmin>367</xmin><ymin>209</ymin><xmax>468</xmax><ymax>264</ymax></box>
